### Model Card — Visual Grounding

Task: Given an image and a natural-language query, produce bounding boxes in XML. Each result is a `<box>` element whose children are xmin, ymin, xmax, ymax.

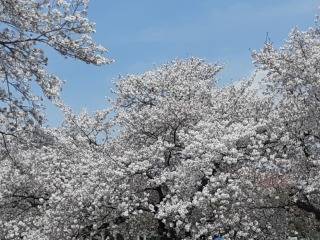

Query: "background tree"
<box><xmin>252</xmin><ymin>23</ymin><xmax>320</xmax><ymax>239</ymax></box>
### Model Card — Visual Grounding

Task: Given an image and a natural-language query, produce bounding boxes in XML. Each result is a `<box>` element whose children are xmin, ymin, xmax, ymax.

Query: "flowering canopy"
<box><xmin>1</xmin><ymin>3</ymin><xmax>320</xmax><ymax>240</ymax></box>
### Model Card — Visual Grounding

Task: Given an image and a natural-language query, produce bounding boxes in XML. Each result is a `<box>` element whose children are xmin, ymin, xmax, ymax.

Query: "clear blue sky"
<box><xmin>45</xmin><ymin>0</ymin><xmax>319</xmax><ymax>126</ymax></box>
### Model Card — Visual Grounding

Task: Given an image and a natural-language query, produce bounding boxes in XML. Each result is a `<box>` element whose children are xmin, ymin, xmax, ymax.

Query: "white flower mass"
<box><xmin>1</xmin><ymin>1</ymin><xmax>320</xmax><ymax>240</ymax></box>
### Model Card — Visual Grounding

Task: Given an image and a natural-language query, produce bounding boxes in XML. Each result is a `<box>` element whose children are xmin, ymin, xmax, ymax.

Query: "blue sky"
<box><xmin>45</xmin><ymin>0</ymin><xmax>319</xmax><ymax>126</ymax></box>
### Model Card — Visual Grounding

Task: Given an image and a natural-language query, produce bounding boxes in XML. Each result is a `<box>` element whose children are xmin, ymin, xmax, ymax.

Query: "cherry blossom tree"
<box><xmin>111</xmin><ymin>58</ymin><xmax>224</xmax><ymax>239</ymax></box>
<box><xmin>111</xmin><ymin>58</ymin><xmax>276</xmax><ymax>239</ymax></box>
<box><xmin>0</xmin><ymin>0</ymin><xmax>111</xmax><ymax>158</ymax></box>
<box><xmin>0</xmin><ymin>1</ymin><xmax>115</xmax><ymax>239</ymax></box>
<box><xmin>252</xmin><ymin>23</ymin><xmax>320</xmax><ymax>239</ymax></box>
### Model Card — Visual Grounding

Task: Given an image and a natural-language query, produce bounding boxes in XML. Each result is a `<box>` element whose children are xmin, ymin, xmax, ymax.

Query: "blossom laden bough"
<box><xmin>0</xmin><ymin>0</ymin><xmax>111</xmax><ymax>130</ymax></box>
